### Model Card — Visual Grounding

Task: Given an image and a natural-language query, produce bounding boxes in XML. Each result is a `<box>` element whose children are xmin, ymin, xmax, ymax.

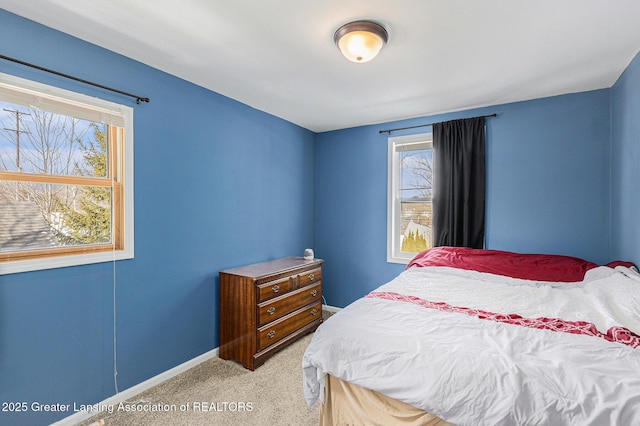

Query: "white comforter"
<box><xmin>302</xmin><ymin>266</ymin><xmax>640</xmax><ymax>425</ymax></box>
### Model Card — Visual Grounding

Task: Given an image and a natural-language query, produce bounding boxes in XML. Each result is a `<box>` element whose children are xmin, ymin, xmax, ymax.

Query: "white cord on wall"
<box><xmin>113</xmin><ymin>253</ymin><xmax>119</xmax><ymax>393</ymax></box>
<box><xmin>112</xmin><ymin>158</ymin><xmax>119</xmax><ymax>394</ymax></box>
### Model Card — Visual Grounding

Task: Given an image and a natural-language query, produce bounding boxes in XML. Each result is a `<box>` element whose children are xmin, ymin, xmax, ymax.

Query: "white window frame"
<box><xmin>0</xmin><ymin>72</ymin><xmax>134</xmax><ymax>275</ymax></box>
<box><xmin>387</xmin><ymin>132</ymin><xmax>433</xmax><ymax>264</ymax></box>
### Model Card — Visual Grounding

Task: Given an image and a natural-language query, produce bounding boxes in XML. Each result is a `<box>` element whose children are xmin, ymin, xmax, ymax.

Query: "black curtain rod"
<box><xmin>379</xmin><ymin>113</ymin><xmax>497</xmax><ymax>134</ymax></box>
<box><xmin>0</xmin><ymin>54</ymin><xmax>150</xmax><ymax>104</ymax></box>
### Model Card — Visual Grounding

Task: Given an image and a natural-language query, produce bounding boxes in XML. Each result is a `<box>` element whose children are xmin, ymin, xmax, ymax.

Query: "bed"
<box><xmin>302</xmin><ymin>247</ymin><xmax>640</xmax><ymax>425</ymax></box>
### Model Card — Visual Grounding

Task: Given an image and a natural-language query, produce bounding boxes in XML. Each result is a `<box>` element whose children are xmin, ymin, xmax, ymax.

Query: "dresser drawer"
<box><xmin>258</xmin><ymin>301</ymin><xmax>322</xmax><ymax>351</ymax></box>
<box><xmin>297</xmin><ymin>267</ymin><xmax>322</xmax><ymax>288</ymax></box>
<box><xmin>257</xmin><ymin>266</ymin><xmax>321</xmax><ymax>301</ymax></box>
<box><xmin>257</xmin><ymin>276</ymin><xmax>292</xmax><ymax>301</ymax></box>
<box><xmin>258</xmin><ymin>283</ymin><xmax>321</xmax><ymax>326</ymax></box>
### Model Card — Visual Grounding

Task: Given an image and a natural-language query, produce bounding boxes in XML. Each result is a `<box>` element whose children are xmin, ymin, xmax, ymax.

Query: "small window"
<box><xmin>0</xmin><ymin>73</ymin><xmax>134</xmax><ymax>274</ymax></box>
<box><xmin>387</xmin><ymin>133</ymin><xmax>434</xmax><ymax>264</ymax></box>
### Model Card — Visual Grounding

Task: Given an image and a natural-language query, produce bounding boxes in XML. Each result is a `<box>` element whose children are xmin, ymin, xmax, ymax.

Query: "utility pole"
<box><xmin>3</xmin><ymin>108</ymin><xmax>31</xmax><ymax>172</ymax></box>
<box><xmin>3</xmin><ymin>108</ymin><xmax>31</xmax><ymax>201</ymax></box>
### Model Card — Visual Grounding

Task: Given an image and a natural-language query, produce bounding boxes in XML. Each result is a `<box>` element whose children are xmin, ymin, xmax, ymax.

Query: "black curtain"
<box><xmin>432</xmin><ymin>117</ymin><xmax>485</xmax><ymax>248</ymax></box>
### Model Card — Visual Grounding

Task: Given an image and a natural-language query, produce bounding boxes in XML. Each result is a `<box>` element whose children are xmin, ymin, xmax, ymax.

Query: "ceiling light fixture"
<box><xmin>333</xmin><ymin>20</ymin><xmax>388</xmax><ymax>63</ymax></box>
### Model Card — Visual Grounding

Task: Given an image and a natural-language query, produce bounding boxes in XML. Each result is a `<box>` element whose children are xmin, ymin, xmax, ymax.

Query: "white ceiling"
<box><xmin>1</xmin><ymin>0</ymin><xmax>640</xmax><ymax>132</ymax></box>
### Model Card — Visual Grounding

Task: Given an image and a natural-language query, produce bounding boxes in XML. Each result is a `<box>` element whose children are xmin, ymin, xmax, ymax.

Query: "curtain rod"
<box><xmin>379</xmin><ymin>113</ymin><xmax>497</xmax><ymax>134</ymax></box>
<box><xmin>0</xmin><ymin>54</ymin><xmax>150</xmax><ymax>104</ymax></box>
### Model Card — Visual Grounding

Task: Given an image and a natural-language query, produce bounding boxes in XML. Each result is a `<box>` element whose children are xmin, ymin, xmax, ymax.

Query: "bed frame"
<box><xmin>320</xmin><ymin>375</ymin><xmax>451</xmax><ymax>426</ymax></box>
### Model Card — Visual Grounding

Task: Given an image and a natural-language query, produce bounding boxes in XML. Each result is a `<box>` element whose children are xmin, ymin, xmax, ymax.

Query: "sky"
<box><xmin>0</xmin><ymin>100</ymin><xmax>103</xmax><ymax>176</ymax></box>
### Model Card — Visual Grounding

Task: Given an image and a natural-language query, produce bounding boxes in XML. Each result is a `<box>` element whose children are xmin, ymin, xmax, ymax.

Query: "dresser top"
<box><xmin>220</xmin><ymin>256</ymin><xmax>323</xmax><ymax>279</ymax></box>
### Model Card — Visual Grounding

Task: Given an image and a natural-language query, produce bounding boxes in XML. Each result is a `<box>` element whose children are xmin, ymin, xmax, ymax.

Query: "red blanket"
<box><xmin>406</xmin><ymin>247</ymin><xmax>598</xmax><ymax>282</ymax></box>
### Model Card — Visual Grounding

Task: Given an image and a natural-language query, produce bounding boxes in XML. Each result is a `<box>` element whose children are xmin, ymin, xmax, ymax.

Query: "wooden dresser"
<box><xmin>219</xmin><ymin>256</ymin><xmax>323</xmax><ymax>370</ymax></box>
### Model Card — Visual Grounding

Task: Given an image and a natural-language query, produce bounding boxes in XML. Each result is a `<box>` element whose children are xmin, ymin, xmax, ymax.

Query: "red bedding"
<box><xmin>366</xmin><ymin>291</ymin><xmax>640</xmax><ymax>349</ymax></box>
<box><xmin>406</xmin><ymin>246</ymin><xmax>599</xmax><ymax>282</ymax></box>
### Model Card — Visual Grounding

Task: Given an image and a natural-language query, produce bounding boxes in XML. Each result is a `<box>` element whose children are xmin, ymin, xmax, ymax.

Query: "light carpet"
<box><xmin>77</xmin><ymin>333</ymin><xmax>318</xmax><ymax>426</ymax></box>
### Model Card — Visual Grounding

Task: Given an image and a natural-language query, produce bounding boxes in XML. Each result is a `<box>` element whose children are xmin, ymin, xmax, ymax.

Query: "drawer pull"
<box><xmin>311</xmin><ymin>308</ymin><xmax>318</xmax><ymax>316</ymax></box>
<box><xmin>271</xmin><ymin>284</ymin><xmax>280</xmax><ymax>293</ymax></box>
<box><xmin>267</xmin><ymin>330</ymin><xmax>276</xmax><ymax>339</ymax></box>
<box><xmin>310</xmin><ymin>289</ymin><xmax>318</xmax><ymax>297</ymax></box>
<box><xmin>267</xmin><ymin>307</ymin><xmax>276</xmax><ymax>315</ymax></box>
<box><xmin>308</xmin><ymin>273</ymin><xmax>315</xmax><ymax>281</ymax></box>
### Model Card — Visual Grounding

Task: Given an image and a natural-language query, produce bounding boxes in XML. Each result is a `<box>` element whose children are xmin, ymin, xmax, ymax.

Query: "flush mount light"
<box><xmin>333</xmin><ymin>20</ymin><xmax>388</xmax><ymax>63</ymax></box>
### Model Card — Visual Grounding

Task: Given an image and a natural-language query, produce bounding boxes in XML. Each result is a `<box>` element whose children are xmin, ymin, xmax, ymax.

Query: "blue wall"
<box><xmin>315</xmin><ymin>90</ymin><xmax>612</xmax><ymax>308</ymax></box>
<box><xmin>0</xmin><ymin>10</ymin><xmax>315</xmax><ymax>425</ymax></box>
<box><xmin>611</xmin><ymin>51</ymin><xmax>640</xmax><ymax>267</ymax></box>
<box><xmin>0</xmin><ymin>7</ymin><xmax>636</xmax><ymax>426</ymax></box>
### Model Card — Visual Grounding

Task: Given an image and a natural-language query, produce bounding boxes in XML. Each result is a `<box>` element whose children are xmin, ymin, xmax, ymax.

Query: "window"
<box><xmin>0</xmin><ymin>73</ymin><xmax>133</xmax><ymax>275</ymax></box>
<box><xmin>387</xmin><ymin>132</ymin><xmax>433</xmax><ymax>264</ymax></box>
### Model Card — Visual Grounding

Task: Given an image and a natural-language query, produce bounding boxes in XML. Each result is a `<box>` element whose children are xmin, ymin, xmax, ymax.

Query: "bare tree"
<box><xmin>401</xmin><ymin>150</ymin><xmax>433</xmax><ymax>198</ymax></box>
<box><xmin>0</xmin><ymin>105</ymin><xmax>89</xmax><ymax>221</ymax></box>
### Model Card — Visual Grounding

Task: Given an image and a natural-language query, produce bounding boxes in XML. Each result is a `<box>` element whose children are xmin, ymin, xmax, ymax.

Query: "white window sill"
<box><xmin>0</xmin><ymin>248</ymin><xmax>133</xmax><ymax>275</ymax></box>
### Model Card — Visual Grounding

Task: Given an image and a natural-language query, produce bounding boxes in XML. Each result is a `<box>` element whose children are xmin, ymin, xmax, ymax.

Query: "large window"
<box><xmin>0</xmin><ymin>73</ymin><xmax>133</xmax><ymax>275</ymax></box>
<box><xmin>387</xmin><ymin>132</ymin><xmax>433</xmax><ymax>263</ymax></box>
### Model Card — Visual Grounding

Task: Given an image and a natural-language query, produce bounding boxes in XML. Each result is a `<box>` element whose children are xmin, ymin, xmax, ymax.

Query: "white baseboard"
<box><xmin>52</xmin><ymin>347</ymin><xmax>219</xmax><ymax>426</ymax></box>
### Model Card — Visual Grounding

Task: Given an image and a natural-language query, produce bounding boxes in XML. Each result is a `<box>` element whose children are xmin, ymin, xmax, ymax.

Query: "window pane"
<box><xmin>399</xmin><ymin>149</ymin><xmax>432</xmax><ymax>200</ymax></box>
<box><xmin>400</xmin><ymin>201</ymin><xmax>432</xmax><ymax>253</ymax></box>
<box><xmin>399</xmin><ymin>147</ymin><xmax>433</xmax><ymax>254</ymax></box>
<box><xmin>0</xmin><ymin>101</ymin><xmax>108</xmax><ymax>177</ymax></box>
<box><xmin>0</xmin><ymin>182</ymin><xmax>112</xmax><ymax>253</ymax></box>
